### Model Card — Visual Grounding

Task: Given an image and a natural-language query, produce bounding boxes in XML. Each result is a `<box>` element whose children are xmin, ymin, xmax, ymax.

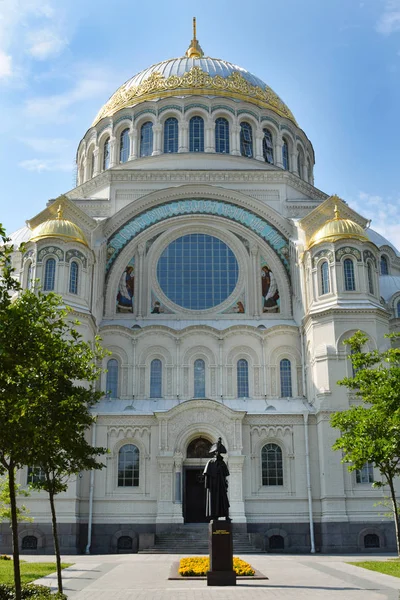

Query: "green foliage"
<box><xmin>331</xmin><ymin>330</ymin><xmax>400</xmax><ymax>554</ymax></box>
<box><xmin>0</xmin><ymin>584</ymin><xmax>67</xmax><ymax>599</ymax></box>
<box><xmin>0</xmin><ymin>477</ymin><xmax>32</xmax><ymax>524</ymax></box>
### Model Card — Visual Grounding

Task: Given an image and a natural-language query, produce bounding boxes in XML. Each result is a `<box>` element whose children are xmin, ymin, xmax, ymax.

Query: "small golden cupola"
<box><xmin>308</xmin><ymin>204</ymin><xmax>369</xmax><ymax>249</ymax></box>
<box><xmin>185</xmin><ymin>17</ymin><xmax>204</xmax><ymax>58</ymax></box>
<box><xmin>30</xmin><ymin>205</ymin><xmax>88</xmax><ymax>247</ymax></box>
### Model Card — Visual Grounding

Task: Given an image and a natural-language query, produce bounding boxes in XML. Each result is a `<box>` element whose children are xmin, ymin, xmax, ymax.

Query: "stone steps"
<box><xmin>140</xmin><ymin>528</ymin><xmax>259</xmax><ymax>554</ymax></box>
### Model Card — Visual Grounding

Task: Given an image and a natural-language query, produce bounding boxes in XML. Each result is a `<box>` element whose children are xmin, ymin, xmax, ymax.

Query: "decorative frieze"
<box><xmin>37</xmin><ymin>247</ymin><xmax>64</xmax><ymax>262</ymax></box>
<box><xmin>335</xmin><ymin>247</ymin><xmax>362</xmax><ymax>262</ymax></box>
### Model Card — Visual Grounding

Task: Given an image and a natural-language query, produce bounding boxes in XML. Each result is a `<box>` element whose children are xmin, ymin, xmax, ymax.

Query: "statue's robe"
<box><xmin>203</xmin><ymin>457</ymin><xmax>230</xmax><ymax>519</ymax></box>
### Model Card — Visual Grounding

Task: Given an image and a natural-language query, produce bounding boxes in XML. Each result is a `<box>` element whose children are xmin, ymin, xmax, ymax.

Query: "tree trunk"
<box><xmin>388</xmin><ymin>476</ymin><xmax>400</xmax><ymax>556</ymax></box>
<box><xmin>8</xmin><ymin>464</ymin><xmax>22</xmax><ymax>600</ymax></box>
<box><xmin>48</xmin><ymin>487</ymin><xmax>63</xmax><ymax>594</ymax></box>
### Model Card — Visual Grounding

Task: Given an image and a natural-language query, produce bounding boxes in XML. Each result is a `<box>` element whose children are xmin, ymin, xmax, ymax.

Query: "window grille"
<box><xmin>262</xmin><ymin>443</ymin><xmax>283</xmax><ymax>485</ymax></box>
<box><xmin>356</xmin><ymin>461</ymin><xmax>374</xmax><ymax>483</ymax></box>
<box><xmin>164</xmin><ymin>118</ymin><xmax>178</xmax><ymax>153</ymax></box>
<box><xmin>150</xmin><ymin>359</ymin><xmax>162</xmax><ymax>398</ymax></box>
<box><xmin>240</xmin><ymin>122</ymin><xmax>253</xmax><ymax>157</ymax></box>
<box><xmin>103</xmin><ymin>137</ymin><xmax>110</xmax><ymax>170</ymax></box>
<box><xmin>43</xmin><ymin>258</ymin><xmax>56</xmax><ymax>291</ymax></box>
<box><xmin>215</xmin><ymin>117</ymin><xmax>230</xmax><ymax>153</ymax></box>
<box><xmin>262</xmin><ymin>129</ymin><xmax>274</xmax><ymax>164</ymax></box>
<box><xmin>106</xmin><ymin>359</ymin><xmax>119</xmax><ymax>398</ymax></box>
<box><xmin>189</xmin><ymin>116</ymin><xmax>204</xmax><ymax>152</ymax></box>
<box><xmin>140</xmin><ymin>121</ymin><xmax>153</xmax><ymax>157</ymax></box>
<box><xmin>120</xmin><ymin>128</ymin><xmax>130</xmax><ymax>163</ymax></box>
<box><xmin>320</xmin><ymin>261</ymin><xmax>330</xmax><ymax>295</ymax></box>
<box><xmin>280</xmin><ymin>359</ymin><xmax>292</xmax><ymax>397</ymax></box>
<box><xmin>118</xmin><ymin>445</ymin><xmax>139</xmax><ymax>487</ymax></box>
<box><xmin>282</xmin><ymin>140</ymin><xmax>289</xmax><ymax>170</ymax></box>
<box><xmin>237</xmin><ymin>359</ymin><xmax>249</xmax><ymax>397</ymax></box>
<box><xmin>194</xmin><ymin>359</ymin><xmax>206</xmax><ymax>398</ymax></box>
<box><xmin>344</xmin><ymin>258</ymin><xmax>356</xmax><ymax>291</ymax></box>
<box><xmin>69</xmin><ymin>261</ymin><xmax>79</xmax><ymax>295</ymax></box>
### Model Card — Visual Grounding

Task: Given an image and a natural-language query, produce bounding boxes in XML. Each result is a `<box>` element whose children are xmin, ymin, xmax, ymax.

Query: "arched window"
<box><xmin>27</xmin><ymin>466</ymin><xmax>45</xmax><ymax>485</ymax></box>
<box><xmin>380</xmin><ymin>255</ymin><xmax>389</xmax><ymax>275</ymax></box>
<box><xmin>150</xmin><ymin>359</ymin><xmax>162</xmax><ymax>398</ymax></box>
<box><xmin>194</xmin><ymin>359</ymin><xmax>206</xmax><ymax>398</ymax></box>
<box><xmin>262</xmin><ymin>129</ymin><xmax>274</xmax><ymax>164</ymax></box>
<box><xmin>397</xmin><ymin>302</ymin><xmax>400</xmax><ymax>318</ymax></box>
<box><xmin>344</xmin><ymin>258</ymin><xmax>356</xmax><ymax>291</ymax></box>
<box><xmin>118</xmin><ymin>444</ymin><xmax>139</xmax><ymax>487</ymax></box>
<box><xmin>307</xmin><ymin>159</ymin><xmax>312</xmax><ymax>182</ymax></box>
<box><xmin>22</xmin><ymin>536</ymin><xmax>37</xmax><ymax>550</ymax></box>
<box><xmin>215</xmin><ymin>117</ymin><xmax>230</xmax><ymax>153</ymax></box>
<box><xmin>102</xmin><ymin>137</ymin><xmax>110</xmax><ymax>170</ymax></box>
<box><xmin>69</xmin><ymin>261</ymin><xmax>79</xmax><ymax>295</ymax></box>
<box><xmin>262</xmin><ymin>443</ymin><xmax>283</xmax><ymax>485</ymax></box>
<box><xmin>240</xmin><ymin>122</ymin><xmax>253</xmax><ymax>157</ymax></box>
<box><xmin>282</xmin><ymin>139</ymin><xmax>289</xmax><ymax>170</ymax></box>
<box><xmin>280</xmin><ymin>359</ymin><xmax>292</xmax><ymax>397</ymax></box>
<box><xmin>269</xmin><ymin>535</ymin><xmax>284</xmax><ymax>550</ymax></box>
<box><xmin>89</xmin><ymin>151</ymin><xmax>94</xmax><ymax>178</ymax></box>
<box><xmin>164</xmin><ymin>117</ymin><xmax>178</xmax><ymax>153</ymax></box>
<box><xmin>237</xmin><ymin>359</ymin><xmax>249</xmax><ymax>398</ymax></box>
<box><xmin>189</xmin><ymin>116</ymin><xmax>204</xmax><ymax>152</ymax></box>
<box><xmin>26</xmin><ymin>262</ymin><xmax>32</xmax><ymax>290</ymax></box>
<box><xmin>367</xmin><ymin>261</ymin><xmax>374</xmax><ymax>294</ymax></box>
<box><xmin>43</xmin><ymin>258</ymin><xmax>56</xmax><ymax>291</ymax></box>
<box><xmin>356</xmin><ymin>461</ymin><xmax>374</xmax><ymax>483</ymax></box>
<box><xmin>140</xmin><ymin>121</ymin><xmax>153</xmax><ymax>157</ymax></box>
<box><xmin>320</xmin><ymin>261</ymin><xmax>330</xmax><ymax>295</ymax></box>
<box><xmin>106</xmin><ymin>358</ymin><xmax>119</xmax><ymax>398</ymax></box>
<box><xmin>364</xmin><ymin>533</ymin><xmax>380</xmax><ymax>548</ymax></box>
<box><xmin>297</xmin><ymin>148</ymin><xmax>304</xmax><ymax>177</ymax></box>
<box><xmin>120</xmin><ymin>128</ymin><xmax>130</xmax><ymax>163</ymax></box>
<box><xmin>117</xmin><ymin>536</ymin><xmax>133</xmax><ymax>550</ymax></box>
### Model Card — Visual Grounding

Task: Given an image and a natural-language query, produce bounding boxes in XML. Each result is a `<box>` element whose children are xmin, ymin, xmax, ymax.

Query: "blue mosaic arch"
<box><xmin>106</xmin><ymin>199</ymin><xmax>290</xmax><ymax>276</ymax></box>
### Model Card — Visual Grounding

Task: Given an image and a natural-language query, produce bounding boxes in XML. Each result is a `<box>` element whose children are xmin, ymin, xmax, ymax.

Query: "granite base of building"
<box><xmin>0</xmin><ymin>521</ymin><xmax>396</xmax><ymax>554</ymax></box>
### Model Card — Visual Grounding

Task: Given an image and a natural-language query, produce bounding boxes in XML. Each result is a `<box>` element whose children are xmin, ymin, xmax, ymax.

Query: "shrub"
<box><xmin>0</xmin><ymin>584</ymin><xmax>67</xmax><ymax>599</ymax></box>
<box><xmin>178</xmin><ymin>556</ymin><xmax>255</xmax><ymax>577</ymax></box>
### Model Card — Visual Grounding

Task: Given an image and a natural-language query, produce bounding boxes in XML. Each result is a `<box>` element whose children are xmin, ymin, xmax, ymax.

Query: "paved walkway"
<box><xmin>29</xmin><ymin>553</ymin><xmax>400</xmax><ymax>600</ymax></box>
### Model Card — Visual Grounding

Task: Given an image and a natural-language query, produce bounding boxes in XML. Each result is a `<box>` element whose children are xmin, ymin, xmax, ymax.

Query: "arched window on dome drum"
<box><xmin>150</xmin><ymin>359</ymin><xmax>162</xmax><ymax>398</ymax></box>
<box><xmin>89</xmin><ymin>152</ymin><xmax>94</xmax><ymax>178</ymax></box>
<box><xmin>397</xmin><ymin>302</ymin><xmax>400</xmax><ymax>318</ymax></box>
<box><xmin>102</xmin><ymin>137</ymin><xmax>110</xmax><ymax>170</ymax></box>
<box><xmin>240</xmin><ymin>122</ymin><xmax>253</xmax><ymax>158</ymax></box>
<box><xmin>297</xmin><ymin>148</ymin><xmax>304</xmax><ymax>178</ymax></box>
<box><xmin>26</xmin><ymin>262</ymin><xmax>32</xmax><ymax>290</ymax></box>
<box><xmin>189</xmin><ymin>116</ymin><xmax>204</xmax><ymax>152</ymax></box>
<box><xmin>320</xmin><ymin>261</ymin><xmax>330</xmax><ymax>295</ymax></box>
<box><xmin>106</xmin><ymin>358</ymin><xmax>119</xmax><ymax>398</ymax></box>
<box><xmin>43</xmin><ymin>258</ymin><xmax>56</xmax><ymax>291</ymax></box>
<box><xmin>344</xmin><ymin>258</ymin><xmax>356</xmax><ymax>291</ymax></box>
<box><xmin>262</xmin><ymin>443</ymin><xmax>283</xmax><ymax>486</ymax></box>
<box><xmin>282</xmin><ymin>139</ymin><xmax>289</xmax><ymax>170</ymax></box>
<box><xmin>307</xmin><ymin>158</ymin><xmax>312</xmax><ymax>182</ymax></box>
<box><xmin>237</xmin><ymin>359</ymin><xmax>249</xmax><ymax>398</ymax></box>
<box><xmin>120</xmin><ymin>128</ymin><xmax>130</xmax><ymax>163</ymax></box>
<box><xmin>280</xmin><ymin>359</ymin><xmax>292</xmax><ymax>397</ymax></box>
<box><xmin>69</xmin><ymin>261</ymin><xmax>79</xmax><ymax>295</ymax></box>
<box><xmin>367</xmin><ymin>261</ymin><xmax>374</xmax><ymax>294</ymax></box>
<box><xmin>194</xmin><ymin>359</ymin><xmax>206</xmax><ymax>398</ymax></box>
<box><xmin>164</xmin><ymin>117</ymin><xmax>178</xmax><ymax>153</ymax></box>
<box><xmin>215</xmin><ymin>117</ymin><xmax>230</xmax><ymax>154</ymax></box>
<box><xmin>380</xmin><ymin>255</ymin><xmax>389</xmax><ymax>275</ymax></box>
<box><xmin>118</xmin><ymin>444</ymin><xmax>139</xmax><ymax>487</ymax></box>
<box><xmin>262</xmin><ymin>129</ymin><xmax>274</xmax><ymax>164</ymax></box>
<box><xmin>140</xmin><ymin>121</ymin><xmax>153</xmax><ymax>157</ymax></box>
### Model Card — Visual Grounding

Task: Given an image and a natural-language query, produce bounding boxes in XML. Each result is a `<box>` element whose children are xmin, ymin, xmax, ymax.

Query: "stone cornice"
<box><xmin>66</xmin><ymin>168</ymin><xmax>327</xmax><ymax>204</ymax></box>
<box><xmin>303</xmin><ymin>306</ymin><xmax>389</xmax><ymax>327</ymax></box>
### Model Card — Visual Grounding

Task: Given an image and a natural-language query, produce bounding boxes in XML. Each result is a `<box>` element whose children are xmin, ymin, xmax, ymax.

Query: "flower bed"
<box><xmin>178</xmin><ymin>556</ymin><xmax>255</xmax><ymax>577</ymax></box>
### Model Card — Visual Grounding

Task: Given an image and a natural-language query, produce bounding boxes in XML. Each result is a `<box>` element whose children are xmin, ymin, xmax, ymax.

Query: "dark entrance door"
<box><xmin>184</xmin><ymin>468</ymin><xmax>207</xmax><ymax>523</ymax></box>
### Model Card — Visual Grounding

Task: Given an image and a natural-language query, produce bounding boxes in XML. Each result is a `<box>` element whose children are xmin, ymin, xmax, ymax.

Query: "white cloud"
<box><xmin>377</xmin><ymin>0</ymin><xmax>400</xmax><ymax>34</ymax></box>
<box><xmin>19</xmin><ymin>158</ymin><xmax>72</xmax><ymax>173</ymax></box>
<box><xmin>0</xmin><ymin>50</ymin><xmax>12</xmax><ymax>78</ymax></box>
<box><xmin>27</xmin><ymin>28</ymin><xmax>67</xmax><ymax>60</ymax></box>
<box><xmin>24</xmin><ymin>68</ymin><xmax>116</xmax><ymax>124</ymax></box>
<box><xmin>351</xmin><ymin>191</ymin><xmax>400</xmax><ymax>249</ymax></box>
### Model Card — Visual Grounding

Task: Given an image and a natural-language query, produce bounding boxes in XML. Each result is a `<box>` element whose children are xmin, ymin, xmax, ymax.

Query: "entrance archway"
<box><xmin>183</xmin><ymin>437</ymin><xmax>212</xmax><ymax>523</ymax></box>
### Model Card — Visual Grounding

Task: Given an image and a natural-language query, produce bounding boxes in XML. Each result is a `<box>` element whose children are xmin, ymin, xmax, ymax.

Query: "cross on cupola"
<box><xmin>186</xmin><ymin>17</ymin><xmax>204</xmax><ymax>58</ymax></box>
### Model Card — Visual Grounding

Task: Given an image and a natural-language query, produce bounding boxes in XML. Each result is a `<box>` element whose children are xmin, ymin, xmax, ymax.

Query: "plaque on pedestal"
<box><xmin>207</xmin><ymin>520</ymin><xmax>236</xmax><ymax>586</ymax></box>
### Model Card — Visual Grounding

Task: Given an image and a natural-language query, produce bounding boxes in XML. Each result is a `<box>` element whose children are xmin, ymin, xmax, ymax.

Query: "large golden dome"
<box><xmin>308</xmin><ymin>206</ymin><xmax>368</xmax><ymax>249</ymax></box>
<box><xmin>30</xmin><ymin>206</ymin><xmax>88</xmax><ymax>247</ymax></box>
<box><xmin>92</xmin><ymin>21</ymin><xmax>296</xmax><ymax>126</ymax></box>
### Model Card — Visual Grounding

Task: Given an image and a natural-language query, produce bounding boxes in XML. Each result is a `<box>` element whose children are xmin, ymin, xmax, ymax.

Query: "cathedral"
<box><xmin>3</xmin><ymin>22</ymin><xmax>400</xmax><ymax>555</ymax></box>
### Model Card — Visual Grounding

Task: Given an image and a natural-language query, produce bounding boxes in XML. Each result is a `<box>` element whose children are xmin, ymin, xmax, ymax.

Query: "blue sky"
<box><xmin>1</xmin><ymin>0</ymin><xmax>400</xmax><ymax>246</ymax></box>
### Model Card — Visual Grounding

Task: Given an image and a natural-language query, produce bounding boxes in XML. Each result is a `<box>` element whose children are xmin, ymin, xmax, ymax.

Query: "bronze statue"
<box><xmin>203</xmin><ymin>437</ymin><xmax>230</xmax><ymax>521</ymax></box>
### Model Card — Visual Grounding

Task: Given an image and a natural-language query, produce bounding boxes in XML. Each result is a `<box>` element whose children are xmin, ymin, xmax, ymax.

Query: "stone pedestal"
<box><xmin>207</xmin><ymin>520</ymin><xmax>236</xmax><ymax>586</ymax></box>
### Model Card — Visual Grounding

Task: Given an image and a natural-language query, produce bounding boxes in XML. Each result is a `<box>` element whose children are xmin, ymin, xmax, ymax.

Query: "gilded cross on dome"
<box><xmin>186</xmin><ymin>17</ymin><xmax>204</xmax><ymax>58</ymax></box>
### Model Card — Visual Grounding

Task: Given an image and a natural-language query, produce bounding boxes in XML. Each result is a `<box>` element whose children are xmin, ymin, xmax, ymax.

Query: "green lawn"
<box><xmin>0</xmin><ymin>562</ymin><xmax>73</xmax><ymax>585</ymax></box>
<box><xmin>349</xmin><ymin>560</ymin><xmax>400</xmax><ymax>578</ymax></box>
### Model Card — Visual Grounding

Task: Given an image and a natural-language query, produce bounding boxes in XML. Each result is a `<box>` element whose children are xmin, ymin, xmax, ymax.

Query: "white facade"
<box><xmin>4</xmin><ymin>41</ymin><xmax>400</xmax><ymax>555</ymax></box>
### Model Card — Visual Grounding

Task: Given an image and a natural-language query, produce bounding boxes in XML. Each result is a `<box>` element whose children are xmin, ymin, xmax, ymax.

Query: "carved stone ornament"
<box><xmin>312</xmin><ymin>249</ymin><xmax>334</xmax><ymax>268</ymax></box>
<box><xmin>335</xmin><ymin>247</ymin><xmax>362</xmax><ymax>262</ymax></box>
<box><xmin>92</xmin><ymin>67</ymin><xmax>296</xmax><ymax>126</ymax></box>
<box><xmin>37</xmin><ymin>246</ymin><xmax>64</xmax><ymax>262</ymax></box>
<box><xmin>66</xmin><ymin>249</ymin><xmax>88</xmax><ymax>268</ymax></box>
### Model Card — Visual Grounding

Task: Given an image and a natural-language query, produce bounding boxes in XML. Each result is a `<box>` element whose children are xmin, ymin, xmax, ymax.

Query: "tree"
<box><xmin>0</xmin><ymin>224</ymin><xmax>107</xmax><ymax>599</ymax></box>
<box><xmin>29</xmin><ymin>387</ymin><xmax>107</xmax><ymax>594</ymax></box>
<box><xmin>331</xmin><ymin>330</ymin><xmax>400</xmax><ymax>555</ymax></box>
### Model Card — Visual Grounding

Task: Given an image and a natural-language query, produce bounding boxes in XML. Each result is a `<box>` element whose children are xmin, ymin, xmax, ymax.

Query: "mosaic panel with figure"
<box><xmin>117</xmin><ymin>258</ymin><xmax>135</xmax><ymax>313</ymax></box>
<box><xmin>261</xmin><ymin>259</ymin><xmax>280</xmax><ymax>313</ymax></box>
